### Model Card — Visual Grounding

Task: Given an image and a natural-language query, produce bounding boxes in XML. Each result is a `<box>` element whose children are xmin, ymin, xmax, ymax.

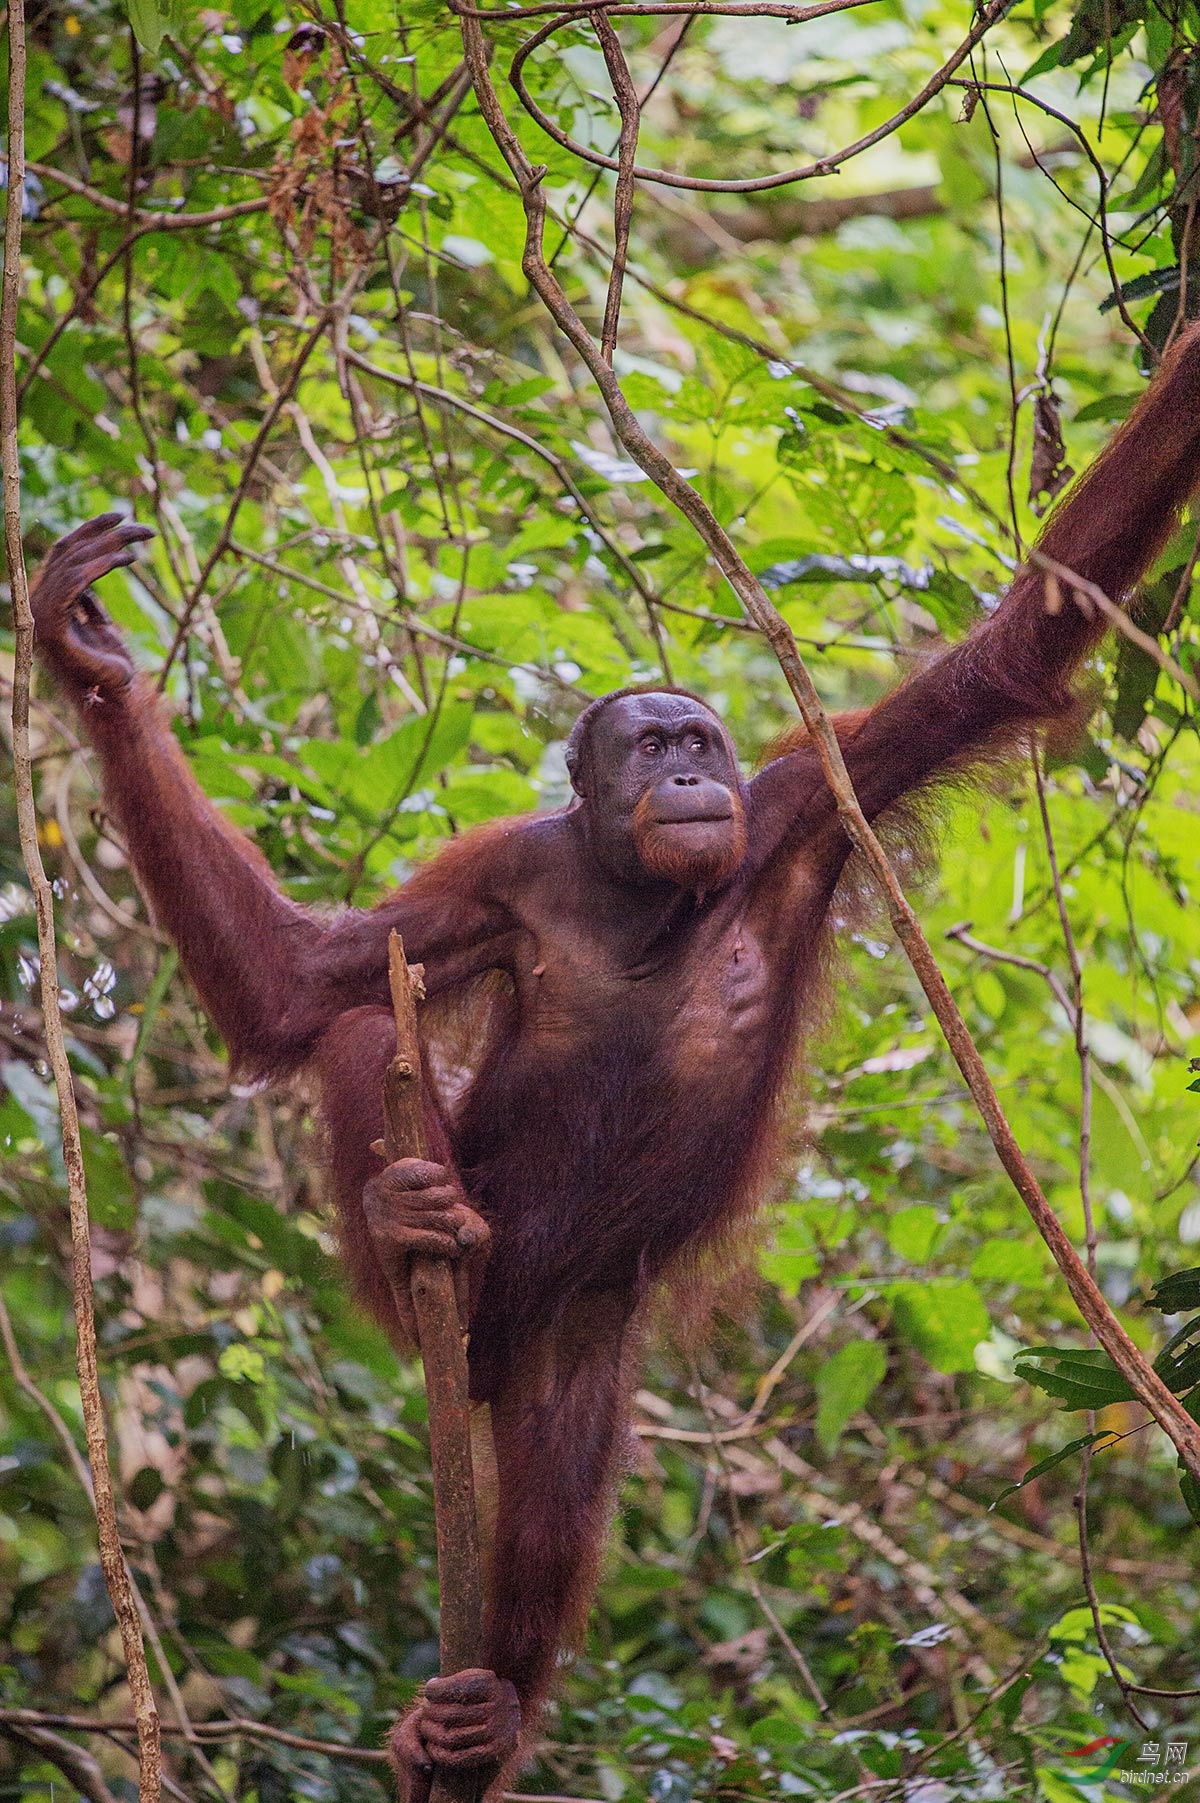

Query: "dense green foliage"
<box><xmin>3</xmin><ymin>0</ymin><xmax>1200</xmax><ymax>1796</ymax></box>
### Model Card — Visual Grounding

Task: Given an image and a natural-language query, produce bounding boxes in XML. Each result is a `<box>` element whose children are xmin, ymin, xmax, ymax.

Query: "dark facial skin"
<box><xmin>571</xmin><ymin>693</ymin><xmax>748</xmax><ymax>892</ymax></box>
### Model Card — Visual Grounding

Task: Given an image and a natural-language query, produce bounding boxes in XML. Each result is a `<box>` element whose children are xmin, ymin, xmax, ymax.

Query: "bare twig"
<box><xmin>635</xmin><ymin>1291</ymin><xmax>838</xmax><ymax>1443</ymax></box>
<box><xmin>27</xmin><ymin>158</ymin><xmax>270</xmax><ymax>228</ymax></box>
<box><xmin>507</xmin><ymin>0</ymin><xmax>1015</xmax><ymax>192</ymax></box>
<box><xmin>1</xmin><ymin>7</ymin><xmax>162</xmax><ymax>1796</ymax></box>
<box><xmin>947</xmin><ymin>78</ymin><xmax>1154</xmax><ymax>355</ymax></box>
<box><xmin>463</xmin><ymin>0</ymin><xmax>870</xmax><ymax>15</ymax></box>
<box><xmin>766</xmin><ymin>1435</ymin><xmax>997</xmax><ymax>1658</ymax></box>
<box><xmin>20</xmin><ymin>229</ymin><xmax>141</xmax><ymax>404</ymax></box>
<box><xmin>228</xmin><ymin>539</ymin><xmax>583</xmax><ymax>694</ymax></box>
<box><xmin>1</xmin><ymin>1721</ymin><xmax>122</xmax><ymax>1803</ymax></box>
<box><xmin>1075</xmin><ymin>1445</ymin><xmax>1150</xmax><ymax>1729</ymax></box>
<box><xmin>947</xmin><ymin>922</ymin><xmax>1073</xmax><ymax>1018</ymax></box>
<box><xmin>0</xmin><ymin>1706</ymin><xmax>390</xmax><ymax>1764</ymax></box>
<box><xmin>1031</xmin><ymin>751</ymin><xmax>1095</xmax><ymax>1274</ymax></box>
<box><xmin>591</xmin><ymin>12</ymin><xmax>639</xmax><ymax>362</ymax></box>
<box><xmin>1163</xmin><ymin>525</ymin><xmax>1199</xmax><ymax>636</ymax></box>
<box><xmin>0</xmin><ymin>1290</ymin><xmax>99</xmax><ymax>1495</ymax></box>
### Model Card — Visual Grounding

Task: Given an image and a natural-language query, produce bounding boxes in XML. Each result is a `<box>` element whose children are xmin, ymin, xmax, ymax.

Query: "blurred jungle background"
<box><xmin>2</xmin><ymin>0</ymin><xmax>1200</xmax><ymax>1795</ymax></box>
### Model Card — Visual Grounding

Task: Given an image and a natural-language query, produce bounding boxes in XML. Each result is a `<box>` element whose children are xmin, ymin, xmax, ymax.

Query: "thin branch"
<box><xmin>1076</xmin><ymin>1445</ymin><xmax>1150</xmax><ymax>1730</ymax></box>
<box><xmin>0</xmin><ymin>1707</ymin><xmax>615</xmax><ymax>1790</ymax></box>
<box><xmin>1163</xmin><ymin>523</ymin><xmax>1199</xmax><ymax>636</ymax></box>
<box><xmin>507</xmin><ymin>0</ymin><xmax>1015</xmax><ymax>192</ymax></box>
<box><xmin>897</xmin><ymin>1462</ymin><xmax>1189</xmax><ymax>1581</ymax></box>
<box><xmin>0</xmin><ymin>1707</ymin><xmax>387</xmax><ymax>1766</ymax></box>
<box><xmin>591</xmin><ymin>11</ymin><xmax>639</xmax><ymax>362</ymax></box>
<box><xmin>463</xmin><ymin>0</ymin><xmax>871</xmax><ymax>14</ymax></box>
<box><xmin>765</xmin><ymin>1433</ymin><xmax>996</xmax><ymax>1656</ymax></box>
<box><xmin>52</xmin><ymin>751</ymin><xmax>165</xmax><ymax>941</ymax></box>
<box><xmin>1032</xmin><ymin>750</ymin><xmax>1095</xmax><ymax>1275</ymax></box>
<box><xmin>635</xmin><ymin>1291</ymin><xmax>838</xmax><ymax>1443</ymax></box>
<box><xmin>0</xmin><ymin>1291</ymin><xmax>98</xmax><ymax>1496</ymax></box>
<box><xmin>946</xmin><ymin>922</ymin><xmax>1074</xmax><ymax>1017</ymax></box>
<box><xmin>19</xmin><ymin>229</ymin><xmax>138</xmax><ymax>404</ymax></box>
<box><xmin>1032</xmin><ymin>548</ymin><xmax>1200</xmax><ymax>702</ymax></box>
<box><xmin>0</xmin><ymin>1250</ymin><xmax>221</xmax><ymax>1793</ymax></box>
<box><xmin>229</xmin><ymin>539</ymin><xmax>583</xmax><ymax>694</ymax></box>
<box><xmin>1</xmin><ymin>7</ymin><xmax>162</xmax><ymax>1796</ymax></box>
<box><xmin>27</xmin><ymin>159</ymin><xmax>270</xmax><ymax>229</ymax></box>
<box><xmin>948</xmin><ymin>77</ymin><xmax>1154</xmax><ymax>355</ymax></box>
<box><xmin>455</xmin><ymin>4</ymin><xmax>1200</xmax><ymax>1481</ymax></box>
<box><xmin>562</xmin><ymin>211</ymin><xmax>1011</xmax><ymax>539</ymax></box>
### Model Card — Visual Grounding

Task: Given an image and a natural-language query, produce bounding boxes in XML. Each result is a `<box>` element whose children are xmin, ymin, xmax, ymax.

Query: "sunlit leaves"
<box><xmin>889</xmin><ymin>1280</ymin><xmax>992</xmax><ymax>1375</ymax></box>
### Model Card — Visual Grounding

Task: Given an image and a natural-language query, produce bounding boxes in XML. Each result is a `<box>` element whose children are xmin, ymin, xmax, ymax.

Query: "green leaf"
<box><xmin>218</xmin><ymin>1343</ymin><xmax>266</xmax><ymax>1383</ymax></box>
<box><xmin>1049</xmin><ymin>1602</ymin><xmax>1139</xmax><ymax>1642</ymax></box>
<box><xmin>973</xmin><ymin>968</ymin><xmax>1007</xmax><ymax>1021</ymax></box>
<box><xmin>1014</xmin><ymin>1347</ymin><xmax>1138</xmax><ymax>1410</ymax></box>
<box><xmin>1</xmin><ymin>1059</ymin><xmax>65</xmax><ymax>1179</ymax></box>
<box><xmin>971</xmin><ymin>1240</ymin><xmax>1046</xmax><ymax>1287</ymax></box>
<box><xmin>204</xmin><ymin>1183</ymin><xmax>326</xmax><ymax>1285</ymax></box>
<box><xmin>127</xmin><ymin>0</ymin><xmax>165</xmax><ymax>52</ymax></box>
<box><xmin>1073</xmin><ymin>393</ymin><xmax>1140</xmax><ymax>424</ymax></box>
<box><xmin>814</xmin><ymin>1340</ymin><xmax>888</xmax><ymax>1451</ymax></box>
<box><xmin>923</xmin><ymin>569</ymin><xmax>980</xmax><ymax>632</ymax></box>
<box><xmin>440</xmin><ymin>767</ymin><xmax>537</xmax><ymax>825</ymax></box>
<box><xmin>128</xmin><ymin>1465</ymin><xmax>166</xmax><ymax>1511</ymax></box>
<box><xmin>80</xmin><ymin>1128</ymin><xmax>134</xmax><ymax>1231</ymax></box>
<box><xmin>890</xmin><ymin>1280</ymin><xmax>991</xmax><ymax>1374</ymax></box>
<box><xmin>991</xmin><ymin>1432</ymin><xmax>1115</xmax><ymax>1506</ymax></box>
<box><xmin>1146</xmin><ymin>1268</ymin><xmax>1200</xmax><ymax>1313</ymax></box>
<box><xmin>1112</xmin><ymin>565</ymin><xmax>1180</xmax><ymax>739</ymax></box>
<box><xmin>484</xmin><ymin>374</ymin><xmax>556</xmax><ymax>406</ymax></box>
<box><xmin>888</xmin><ymin>1205</ymin><xmax>941</xmax><ymax>1263</ymax></box>
<box><xmin>1179</xmin><ymin>1467</ymin><xmax>1200</xmax><ymax>1526</ymax></box>
<box><xmin>1037</xmin><ymin>1769</ymin><xmax>1092</xmax><ymax>1802</ymax></box>
<box><xmin>346</xmin><ymin>703</ymin><xmax>473</xmax><ymax>812</ymax></box>
<box><xmin>1100</xmin><ymin>265</ymin><xmax>1180</xmax><ymax>314</ymax></box>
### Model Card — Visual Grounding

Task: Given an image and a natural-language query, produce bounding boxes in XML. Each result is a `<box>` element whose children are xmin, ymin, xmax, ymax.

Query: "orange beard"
<box><xmin>631</xmin><ymin>790</ymin><xmax>747</xmax><ymax>895</ymax></box>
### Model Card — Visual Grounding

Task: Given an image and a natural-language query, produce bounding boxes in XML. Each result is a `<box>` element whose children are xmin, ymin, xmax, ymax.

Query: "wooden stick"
<box><xmin>382</xmin><ymin>931</ymin><xmax>485</xmax><ymax>1803</ymax></box>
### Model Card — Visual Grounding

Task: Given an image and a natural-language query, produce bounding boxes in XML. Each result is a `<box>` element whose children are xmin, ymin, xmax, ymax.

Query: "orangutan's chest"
<box><xmin>670</xmin><ymin>923</ymin><xmax>773</xmax><ymax>1072</ymax></box>
<box><xmin>517</xmin><ymin>915</ymin><xmax>772</xmax><ymax>1058</ymax></box>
